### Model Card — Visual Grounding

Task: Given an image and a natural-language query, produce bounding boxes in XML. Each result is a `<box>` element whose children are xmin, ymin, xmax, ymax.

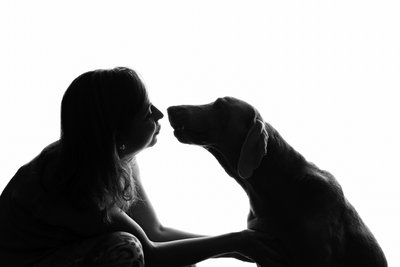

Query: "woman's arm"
<box><xmin>109</xmin><ymin>207</ymin><xmax>280</xmax><ymax>267</ymax></box>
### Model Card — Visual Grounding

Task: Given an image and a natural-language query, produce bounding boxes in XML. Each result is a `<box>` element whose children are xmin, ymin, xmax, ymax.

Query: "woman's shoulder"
<box><xmin>0</xmin><ymin>141</ymin><xmax>60</xmax><ymax>202</ymax></box>
<box><xmin>37</xmin><ymin>140</ymin><xmax>61</xmax><ymax>165</ymax></box>
<box><xmin>1</xmin><ymin>141</ymin><xmax>109</xmax><ymax>234</ymax></box>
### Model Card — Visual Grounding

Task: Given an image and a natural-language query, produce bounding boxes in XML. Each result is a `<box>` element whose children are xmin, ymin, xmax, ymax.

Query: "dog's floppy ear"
<box><xmin>237</xmin><ymin>118</ymin><xmax>269</xmax><ymax>179</ymax></box>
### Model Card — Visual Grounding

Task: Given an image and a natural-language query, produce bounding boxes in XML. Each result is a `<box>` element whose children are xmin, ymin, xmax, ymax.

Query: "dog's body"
<box><xmin>167</xmin><ymin>97</ymin><xmax>387</xmax><ymax>267</ymax></box>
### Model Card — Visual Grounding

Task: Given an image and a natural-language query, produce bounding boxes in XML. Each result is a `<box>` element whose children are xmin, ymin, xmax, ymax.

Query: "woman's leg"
<box><xmin>34</xmin><ymin>231</ymin><xmax>144</xmax><ymax>267</ymax></box>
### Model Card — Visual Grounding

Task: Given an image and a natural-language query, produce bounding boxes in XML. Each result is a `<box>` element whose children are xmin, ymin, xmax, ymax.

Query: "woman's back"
<box><xmin>0</xmin><ymin>142</ymin><xmax>105</xmax><ymax>266</ymax></box>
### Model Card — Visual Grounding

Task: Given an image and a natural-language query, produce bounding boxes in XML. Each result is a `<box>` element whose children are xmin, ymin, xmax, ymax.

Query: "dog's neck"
<box><xmin>262</xmin><ymin>123</ymin><xmax>306</xmax><ymax>176</ymax></box>
<box><xmin>205</xmin><ymin>124</ymin><xmax>307</xmax><ymax>220</ymax></box>
<box><xmin>205</xmin><ymin>143</ymin><xmax>241</xmax><ymax>180</ymax></box>
<box><xmin>230</xmin><ymin>124</ymin><xmax>307</xmax><ymax>214</ymax></box>
<box><xmin>244</xmin><ymin>130</ymin><xmax>309</xmax><ymax>227</ymax></box>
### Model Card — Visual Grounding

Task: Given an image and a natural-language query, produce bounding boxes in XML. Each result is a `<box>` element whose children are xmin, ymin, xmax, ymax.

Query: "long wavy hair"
<box><xmin>52</xmin><ymin>67</ymin><xmax>148</xmax><ymax>217</ymax></box>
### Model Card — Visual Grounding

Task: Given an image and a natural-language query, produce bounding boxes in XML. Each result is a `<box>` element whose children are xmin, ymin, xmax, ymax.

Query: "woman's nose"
<box><xmin>152</xmin><ymin>105</ymin><xmax>164</xmax><ymax>121</ymax></box>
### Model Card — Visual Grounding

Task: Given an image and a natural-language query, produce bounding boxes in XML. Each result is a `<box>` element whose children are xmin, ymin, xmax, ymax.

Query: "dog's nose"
<box><xmin>167</xmin><ymin>105</ymin><xmax>188</xmax><ymax>117</ymax></box>
<box><xmin>167</xmin><ymin>106</ymin><xmax>185</xmax><ymax>128</ymax></box>
<box><xmin>167</xmin><ymin>106</ymin><xmax>178</xmax><ymax>119</ymax></box>
<box><xmin>166</xmin><ymin>105</ymin><xmax>178</xmax><ymax>115</ymax></box>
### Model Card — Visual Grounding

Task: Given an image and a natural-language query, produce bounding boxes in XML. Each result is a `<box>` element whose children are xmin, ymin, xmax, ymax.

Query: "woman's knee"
<box><xmin>91</xmin><ymin>231</ymin><xmax>144</xmax><ymax>267</ymax></box>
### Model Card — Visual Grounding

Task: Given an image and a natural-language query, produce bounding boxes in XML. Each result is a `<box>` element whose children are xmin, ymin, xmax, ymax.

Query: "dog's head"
<box><xmin>167</xmin><ymin>97</ymin><xmax>268</xmax><ymax>179</ymax></box>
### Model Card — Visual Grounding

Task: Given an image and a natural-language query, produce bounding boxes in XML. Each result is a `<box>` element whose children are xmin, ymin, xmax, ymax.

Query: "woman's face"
<box><xmin>118</xmin><ymin>100</ymin><xmax>164</xmax><ymax>158</ymax></box>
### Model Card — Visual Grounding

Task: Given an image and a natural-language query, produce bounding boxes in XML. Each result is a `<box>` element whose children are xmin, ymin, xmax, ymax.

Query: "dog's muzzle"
<box><xmin>167</xmin><ymin>105</ymin><xmax>211</xmax><ymax>145</ymax></box>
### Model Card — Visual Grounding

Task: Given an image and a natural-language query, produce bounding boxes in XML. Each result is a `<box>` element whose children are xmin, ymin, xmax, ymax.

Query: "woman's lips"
<box><xmin>155</xmin><ymin>125</ymin><xmax>161</xmax><ymax>135</ymax></box>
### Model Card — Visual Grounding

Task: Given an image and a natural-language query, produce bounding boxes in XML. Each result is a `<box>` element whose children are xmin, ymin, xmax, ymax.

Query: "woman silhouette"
<box><xmin>0</xmin><ymin>67</ymin><xmax>276</xmax><ymax>266</ymax></box>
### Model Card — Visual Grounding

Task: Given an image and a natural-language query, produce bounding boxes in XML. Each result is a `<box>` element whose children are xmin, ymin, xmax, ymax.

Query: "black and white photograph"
<box><xmin>0</xmin><ymin>1</ymin><xmax>398</xmax><ymax>266</ymax></box>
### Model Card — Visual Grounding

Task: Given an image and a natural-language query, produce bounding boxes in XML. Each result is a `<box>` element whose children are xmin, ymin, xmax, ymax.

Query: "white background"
<box><xmin>0</xmin><ymin>1</ymin><xmax>399</xmax><ymax>266</ymax></box>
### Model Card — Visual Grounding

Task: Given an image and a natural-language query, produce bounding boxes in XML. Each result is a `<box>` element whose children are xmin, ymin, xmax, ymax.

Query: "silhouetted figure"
<box><xmin>168</xmin><ymin>97</ymin><xmax>388</xmax><ymax>267</ymax></box>
<box><xmin>0</xmin><ymin>68</ymin><xmax>278</xmax><ymax>267</ymax></box>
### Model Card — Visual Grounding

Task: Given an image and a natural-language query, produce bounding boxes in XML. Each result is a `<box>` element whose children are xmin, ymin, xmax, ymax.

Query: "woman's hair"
<box><xmin>54</xmin><ymin>67</ymin><xmax>148</xmax><ymax>217</ymax></box>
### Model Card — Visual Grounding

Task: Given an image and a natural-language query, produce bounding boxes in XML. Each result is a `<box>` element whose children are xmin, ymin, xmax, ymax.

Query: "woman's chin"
<box><xmin>148</xmin><ymin>135</ymin><xmax>158</xmax><ymax>147</ymax></box>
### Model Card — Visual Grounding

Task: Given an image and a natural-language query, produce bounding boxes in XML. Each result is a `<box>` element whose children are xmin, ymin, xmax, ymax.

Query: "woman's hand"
<box><xmin>236</xmin><ymin>229</ymin><xmax>287</xmax><ymax>267</ymax></box>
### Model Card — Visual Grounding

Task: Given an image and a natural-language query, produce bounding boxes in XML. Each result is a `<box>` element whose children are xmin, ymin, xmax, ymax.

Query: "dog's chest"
<box><xmin>247</xmin><ymin>216</ymin><xmax>282</xmax><ymax>236</ymax></box>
